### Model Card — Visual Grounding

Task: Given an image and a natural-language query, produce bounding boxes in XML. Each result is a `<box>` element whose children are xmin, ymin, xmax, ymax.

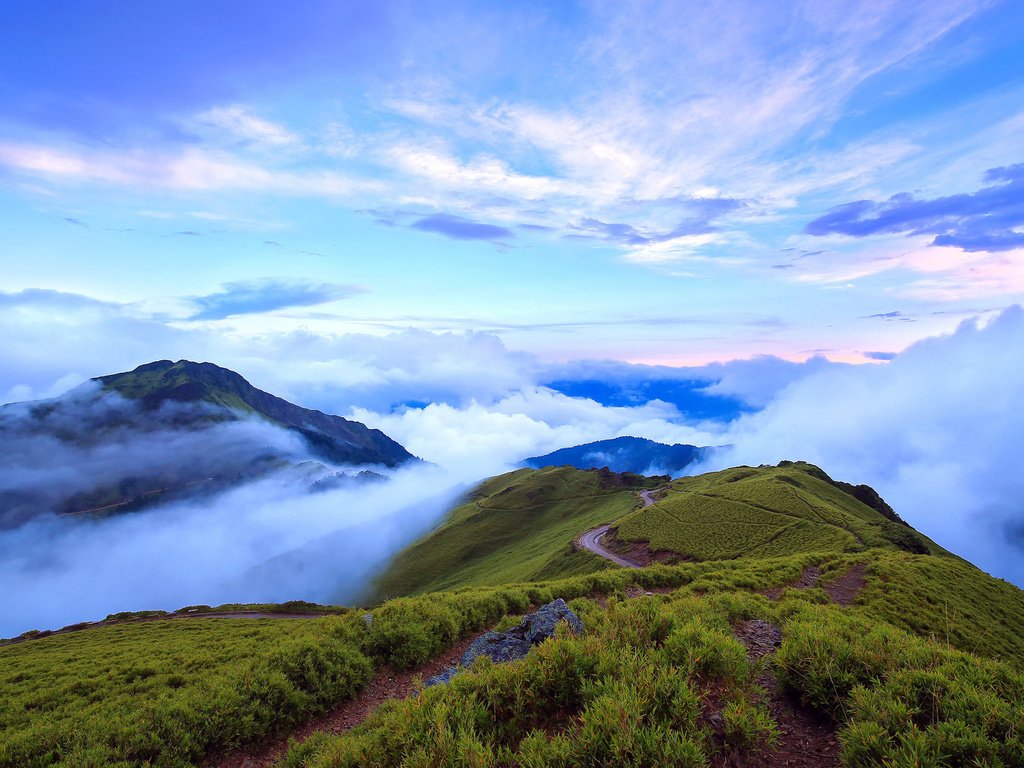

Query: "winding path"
<box><xmin>576</xmin><ymin>488</ymin><xmax>660</xmax><ymax>568</ymax></box>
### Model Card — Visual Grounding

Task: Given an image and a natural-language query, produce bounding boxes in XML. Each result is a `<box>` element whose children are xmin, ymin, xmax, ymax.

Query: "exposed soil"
<box><xmin>209</xmin><ymin>631</ymin><xmax>484</xmax><ymax>768</ymax></box>
<box><xmin>598</xmin><ymin>528</ymin><xmax>690</xmax><ymax>566</ymax></box>
<box><xmin>761</xmin><ymin>565</ymin><xmax>821</xmax><ymax>600</ymax></box>
<box><xmin>823</xmin><ymin>563</ymin><xmax>867</xmax><ymax>606</ymax></box>
<box><xmin>727</xmin><ymin>619</ymin><xmax>842</xmax><ymax>768</ymax></box>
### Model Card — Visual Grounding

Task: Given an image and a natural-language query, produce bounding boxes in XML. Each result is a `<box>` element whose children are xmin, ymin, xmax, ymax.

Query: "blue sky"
<box><xmin>2</xmin><ymin>0</ymin><xmax>1024</xmax><ymax>368</ymax></box>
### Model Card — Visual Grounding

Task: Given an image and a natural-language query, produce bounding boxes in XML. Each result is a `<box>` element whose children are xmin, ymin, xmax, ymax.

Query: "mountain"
<box><xmin>370</xmin><ymin>461</ymin><xmax>941</xmax><ymax>601</ymax></box>
<box><xmin>0</xmin><ymin>359</ymin><xmax>414</xmax><ymax>523</ymax></box>
<box><xmin>523</xmin><ymin>435</ymin><xmax>709</xmax><ymax>474</ymax></box>
<box><xmin>95</xmin><ymin>359</ymin><xmax>414</xmax><ymax>467</ymax></box>
<box><xmin>369</xmin><ymin>466</ymin><xmax>666</xmax><ymax>601</ymax></box>
<box><xmin>5</xmin><ymin>461</ymin><xmax>1024</xmax><ymax>768</ymax></box>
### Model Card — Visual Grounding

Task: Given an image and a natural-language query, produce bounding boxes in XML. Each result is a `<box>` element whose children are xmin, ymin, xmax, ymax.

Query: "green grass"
<box><xmin>4</xmin><ymin>548</ymin><xmax>1024</xmax><ymax>767</ymax></box>
<box><xmin>612</xmin><ymin>462</ymin><xmax>943</xmax><ymax>561</ymax></box>
<box><xmin>5</xmin><ymin>462</ymin><xmax>1024</xmax><ymax>767</ymax></box>
<box><xmin>369</xmin><ymin>466</ymin><xmax>661</xmax><ymax>600</ymax></box>
<box><xmin>286</xmin><ymin>561</ymin><xmax>1024</xmax><ymax>768</ymax></box>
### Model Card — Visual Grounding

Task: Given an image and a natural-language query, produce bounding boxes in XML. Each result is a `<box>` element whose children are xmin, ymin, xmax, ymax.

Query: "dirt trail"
<box><xmin>575</xmin><ymin>488</ymin><xmax>661</xmax><ymax>569</ymax></box>
<box><xmin>576</xmin><ymin>524</ymin><xmax>645</xmax><ymax>568</ymax></box>
<box><xmin>210</xmin><ymin>632</ymin><xmax>482</xmax><ymax>768</ymax></box>
<box><xmin>823</xmin><ymin>563</ymin><xmax>867</xmax><ymax>606</ymax></box>
<box><xmin>730</xmin><ymin>619</ymin><xmax>841</xmax><ymax>767</ymax></box>
<box><xmin>762</xmin><ymin>562</ymin><xmax>866</xmax><ymax>606</ymax></box>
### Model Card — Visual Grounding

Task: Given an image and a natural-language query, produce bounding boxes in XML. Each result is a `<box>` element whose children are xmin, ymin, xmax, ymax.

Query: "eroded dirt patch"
<box><xmin>600</xmin><ymin>528</ymin><xmax>690</xmax><ymax>566</ymax></box>
<box><xmin>727</xmin><ymin>619</ymin><xmax>841</xmax><ymax>768</ymax></box>
<box><xmin>823</xmin><ymin>563</ymin><xmax>867</xmax><ymax>606</ymax></box>
<box><xmin>761</xmin><ymin>565</ymin><xmax>822</xmax><ymax>600</ymax></box>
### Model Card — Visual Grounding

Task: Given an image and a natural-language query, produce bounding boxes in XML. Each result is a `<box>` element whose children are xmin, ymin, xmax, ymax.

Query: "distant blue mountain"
<box><xmin>523</xmin><ymin>436</ymin><xmax>710</xmax><ymax>475</ymax></box>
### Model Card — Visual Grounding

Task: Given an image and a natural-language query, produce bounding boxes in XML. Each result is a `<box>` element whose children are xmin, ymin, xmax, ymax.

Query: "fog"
<box><xmin>707</xmin><ymin>306</ymin><xmax>1024</xmax><ymax>586</ymax></box>
<box><xmin>0</xmin><ymin>387</ymin><xmax>470</xmax><ymax>637</ymax></box>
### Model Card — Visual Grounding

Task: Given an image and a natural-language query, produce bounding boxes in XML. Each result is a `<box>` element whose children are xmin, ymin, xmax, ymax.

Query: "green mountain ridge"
<box><xmin>3</xmin><ymin>461</ymin><xmax>1024</xmax><ymax>767</ymax></box>
<box><xmin>95</xmin><ymin>359</ymin><xmax>415</xmax><ymax>467</ymax></box>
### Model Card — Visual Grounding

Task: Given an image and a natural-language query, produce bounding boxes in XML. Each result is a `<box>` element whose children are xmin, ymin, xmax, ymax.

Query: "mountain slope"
<box><xmin>608</xmin><ymin>460</ymin><xmax>944</xmax><ymax>563</ymax></box>
<box><xmin>369</xmin><ymin>466</ymin><xmax>666</xmax><ymax>600</ymax></box>
<box><xmin>523</xmin><ymin>435</ymin><xmax>708</xmax><ymax>474</ymax></box>
<box><xmin>4</xmin><ymin>462</ymin><xmax>1024</xmax><ymax>768</ymax></box>
<box><xmin>371</xmin><ymin>461</ymin><xmax>944</xmax><ymax>602</ymax></box>
<box><xmin>95</xmin><ymin>359</ymin><xmax>414</xmax><ymax>467</ymax></box>
<box><xmin>0</xmin><ymin>360</ymin><xmax>414</xmax><ymax>523</ymax></box>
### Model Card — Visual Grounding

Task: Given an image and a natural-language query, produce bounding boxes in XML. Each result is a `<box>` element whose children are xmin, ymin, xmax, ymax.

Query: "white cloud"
<box><xmin>194</xmin><ymin>105</ymin><xmax>298</xmax><ymax>147</ymax></box>
<box><xmin>707</xmin><ymin>305</ymin><xmax>1024</xmax><ymax>586</ymax></box>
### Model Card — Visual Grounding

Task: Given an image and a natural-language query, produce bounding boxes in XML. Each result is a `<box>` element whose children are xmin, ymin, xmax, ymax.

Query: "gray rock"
<box><xmin>461</xmin><ymin>631</ymin><xmax>533</xmax><ymax>666</ymax></box>
<box><xmin>424</xmin><ymin>666</ymin><xmax>460</xmax><ymax>688</ymax></box>
<box><xmin>360</xmin><ymin>613</ymin><xmax>373</xmax><ymax>629</ymax></box>
<box><xmin>525</xmin><ymin>598</ymin><xmax>583</xmax><ymax>644</ymax></box>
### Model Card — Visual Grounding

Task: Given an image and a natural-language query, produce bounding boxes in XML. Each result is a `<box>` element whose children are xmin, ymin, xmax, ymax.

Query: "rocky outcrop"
<box><xmin>424</xmin><ymin>598</ymin><xmax>583</xmax><ymax>688</ymax></box>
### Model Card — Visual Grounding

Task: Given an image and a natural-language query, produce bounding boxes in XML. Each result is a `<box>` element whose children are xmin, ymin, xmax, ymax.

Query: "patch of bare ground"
<box><xmin>208</xmin><ymin>631</ymin><xmax>483</xmax><ymax>768</ymax></box>
<box><xmin>600</xmin><ymin>529</ymin><xmax>690</xmax><ymax>566</ymax></box>
<box><xmin>824</xmin><ymin>563</ymin><xmax>867</xmax><ymax>606</ymax></box>
<box><xmin>721</xmin><ymin>619</ymin><xmax>841</xmax><ymax>768</ymax></box>
<box><xmin>761</xmin><ymin>565</ymin><xmax>821</xmax><ymax>600</ymax></box>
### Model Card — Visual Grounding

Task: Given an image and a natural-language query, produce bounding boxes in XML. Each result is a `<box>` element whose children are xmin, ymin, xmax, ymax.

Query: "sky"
<box><xmin>2</xmin><ymin>1</ymin><xmax>1024</xmax><ymax>613</ymax></box>
<box><xmin>1</xmin><ymin>0</ymin><xmax>1023</xmax><ymax>367</ymax></box>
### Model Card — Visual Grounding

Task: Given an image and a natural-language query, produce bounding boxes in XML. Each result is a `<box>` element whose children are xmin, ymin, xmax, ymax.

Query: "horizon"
<box><xmin>2</xmin><ymin>2</ymin><xmax>1024</xmax><ymax>627</ymax></box>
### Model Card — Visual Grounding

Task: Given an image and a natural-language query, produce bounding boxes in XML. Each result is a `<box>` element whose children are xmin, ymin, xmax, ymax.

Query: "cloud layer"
<box><xmin>709</xmin><ymin>306</ymin><xmax>1024</xmax><ymax>585</ymax></box>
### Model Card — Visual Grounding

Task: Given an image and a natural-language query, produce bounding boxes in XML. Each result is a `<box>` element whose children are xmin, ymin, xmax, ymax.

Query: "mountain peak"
<box><xmin>92</xmin><ymin>359</ymin><xmax>415</xmax><ymax>467</ymax></box>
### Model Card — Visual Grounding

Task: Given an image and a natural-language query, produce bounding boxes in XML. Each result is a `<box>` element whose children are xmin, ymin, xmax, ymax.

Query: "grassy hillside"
<box><xmin>369</xmin><ymin>466</ymin><xmax>664</xmax><ymax>600</ymax></box>
<box><xmin>5</xmin><ymin>461</ymin><xmax>1024</xmax><ymax>766</ymax></box>
<box><xmin>610</xmin><ymin>461</ymin><xmax>944</xmax><ymax>561</ymax></box>
<box><xmin>4</xmin><ymin>551</ymin><xmax>1024</xmax><ymax>767</ymax></box>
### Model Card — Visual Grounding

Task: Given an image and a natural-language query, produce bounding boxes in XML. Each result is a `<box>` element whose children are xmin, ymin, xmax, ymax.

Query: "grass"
<box><xmin>612</xmin><ymin>462</ymin><xmax>943</xmax><ymax>561</ymax></box>
<box><xmin>3</xmin><ymin>548</ymin><xmax>1023</xmax><ymax>767</ymax></box>
<box><xmin>369</xmin><ymin>466</ymin><xmax>661</xmax><ymax>600</ymax></box>
<box><xmin>5</xmin><ymin>462</ymin><xmax>1024</xmax><ymax>766</ymax></box>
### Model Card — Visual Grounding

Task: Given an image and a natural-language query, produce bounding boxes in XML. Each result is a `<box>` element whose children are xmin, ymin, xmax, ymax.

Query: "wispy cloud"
<box><xmin>806</xmin><ymin>163</ymin><xmax>1024</xmax><ymax>252</ymax></box>
<box><xmin>193</xmin><ymin>105</ymin><xmax>298</xmax><ymax>147</ymax></box>
<box><xmin>410</xmin><ymin>213</ymin><xmax>515</xmax><ymax>241</ymax></box>
<box><xmin>188</xmin><ymin>279</ymin><xmax>364</xmax><ymax>321</ymax></box>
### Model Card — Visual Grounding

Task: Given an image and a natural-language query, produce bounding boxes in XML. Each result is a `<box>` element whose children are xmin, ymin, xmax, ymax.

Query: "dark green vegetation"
<box><xmin>4</xmin><ymin>550</ymin><xmax>1024</xmax><ymax>766</ymax></box>
<box><xmin>4</xmin><ymin>462</ymin><xmax>1024</xmax><ymax>767</ymax></box>
<box><xmin>523</xmin><ymin>435</ymin><xmax>708</xmax><ymax>475</ymax></box>
<box><xmin>611</xmin><ymin>461</ymin><xmax>943</xmax><ymax>561</ymax></box>
<box><xmin>96</xmin><ymin>360</ymin><xmax>413</xmax><ymax>467</ymax></box>
<box><xmin>370</xmin><ymin>467</ymin><xmax>664</xmax><ymax>600</ymax></box>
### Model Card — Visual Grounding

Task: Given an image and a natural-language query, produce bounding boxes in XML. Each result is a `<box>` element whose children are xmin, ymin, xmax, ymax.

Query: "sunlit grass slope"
<box><xmin>612</xmin><ymin>461</ymin><xmax>945</xmax><ymax>561</ymax></box>
<box><xmin>369</xmin><ymin>466</ymin><xmax>663</xmax><ymax>601</ymax></box>
<box><xmin>4</xmin><ymin>551</ymin><xmax>1024</xmax><ymax>766</ymax></box>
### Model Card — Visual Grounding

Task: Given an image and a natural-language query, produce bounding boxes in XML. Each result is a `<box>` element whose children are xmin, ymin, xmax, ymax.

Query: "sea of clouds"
<box><xmin>1</xmin><ymin>290</ymin><xmax>1022</xmax><ymax>635</ymax></box>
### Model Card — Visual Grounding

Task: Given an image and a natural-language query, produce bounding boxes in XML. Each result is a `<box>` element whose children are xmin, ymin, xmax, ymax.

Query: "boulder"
<box><xmin>424</xmin><ymin>666</ymin><xmax>460</xmax><ymax>688</ymax></box>
<box><xmin>423</xmin><ymin>598</ymin><xmax>584</xmax><ymax>690</ymax></box>
<box><xmin>525</xmin><ymin>598</ymin><xmax>583</xmax><ymax>644</ymax></box>
<box><xmin>461</xmin><ymin>631</ymin><xmax>532</xmax><ymax>666</ymax></box>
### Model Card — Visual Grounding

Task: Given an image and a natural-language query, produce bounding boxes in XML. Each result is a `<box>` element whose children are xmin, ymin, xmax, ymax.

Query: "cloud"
<box><xmin>706</xmin><ymin>306</ymin><xmax>1024</xmax><ymax>587</ymax></box>
<box><xmin>188</xmin><ymin>279</ymin><xmax>364</xmax><ymax>320</ymax></box>
<box><xmin>352</xmin><ymin>387</ymin><xmax>721</xmax><ymax>479</ymax></box>
<box><xmin>0</xmin><ymin>447</ymin><xmax>461</xmax><ymax>636</ymax></box>
<box><xmin>194</xmin><ymin>105</ymin><xmax>298</xmax><ymax>147</ymax></box>
<box><xmin>805</xmin><ymin>163</ymin><xmax>1024</xmax><ymax>252</ymax></box>
<box><xmin>410</xmin><ymin>213</ymin><xmax>515</xmax><ymax>241</ymax></box>
<box><xmin>864</xmin><ymin>351</ymin><xmax>897</xmax><ymax>361</ymax></box>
